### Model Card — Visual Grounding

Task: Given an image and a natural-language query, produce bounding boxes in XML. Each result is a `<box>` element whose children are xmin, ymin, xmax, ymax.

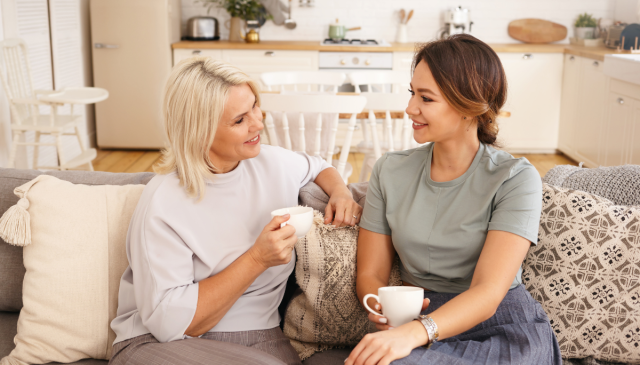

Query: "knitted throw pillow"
<box><xmin>523</xmin><ymin>184</ymin><xmax>640</xmax><ymax>363</ymax></box>
<box><xmin>283</xmin><ymin>211</ymin><xmax>401</xmax><ymax>360</ymax></box>
<box><xmin>0</xmin><ymin>175</ymin><xmax>144</xmax><ymax>365</ymax></box>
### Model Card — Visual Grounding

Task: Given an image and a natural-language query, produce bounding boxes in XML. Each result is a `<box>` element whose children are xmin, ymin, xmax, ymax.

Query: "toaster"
<box><xmin>184</xmin><ymin>17</ymin><xmax>220</xmax><ymax>41</ymax></box>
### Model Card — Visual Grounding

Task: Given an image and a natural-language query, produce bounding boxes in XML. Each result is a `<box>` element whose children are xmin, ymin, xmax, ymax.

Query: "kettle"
<box><xmin>240</xmin><ymin>20</ymin><xmax>261</xmax><ymax>43</ymax></box>
<box><xmin>328</xmin><ymin>19</ymin><xmax>361</xmax><ymax>41</ymax></box>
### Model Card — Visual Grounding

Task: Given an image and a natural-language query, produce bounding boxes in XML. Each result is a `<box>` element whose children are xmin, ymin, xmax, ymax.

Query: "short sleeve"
<box><xmin>360</xmin><ymin>155</ymin><xmax>392</xmax><ymax>236</ymax></box>
<box><xmin>292</xmin><ymin>151</ymin><xmax>333</xmax><ymax>188</ymax></box>
<box><xmin>488</xmin><ymin>165</ymin><xmax>542</xmax><ymax>244</ymax></box>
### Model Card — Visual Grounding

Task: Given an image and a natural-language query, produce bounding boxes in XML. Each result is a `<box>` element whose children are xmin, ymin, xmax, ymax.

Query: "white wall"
<box><xmin>182</xmin><ymin>0</ymin><xmax>615</xmax><ymax>44</ymax></box>
<box><xmin>614</xmin><ymin>0</ymin><xmax>640</xmax><ymax>23</ymax></box>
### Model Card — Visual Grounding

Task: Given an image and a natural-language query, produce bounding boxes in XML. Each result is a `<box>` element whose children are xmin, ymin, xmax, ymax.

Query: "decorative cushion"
<box><xmin>0</xmin><ymin>175</ymin><xmax>145</xmax><ymax>365</ymax></box>
<box><xmin>284</xmin><ymin>211</ymin><xmax>401</xmax><ymax>360</ymax></box>
<box><xmin>542</xmin><ymin>165</ymin><xmax>640</xmax><ymax>206</ymax></box>
<box><xmin>523</xmin><ymin>183</ymin><xmax>640</xmax><ymax>363</ymax></box>
<box><xmin>0</xmin><ymin>168</ymin><xmax>154</xmax><ymax>313</ymax></box>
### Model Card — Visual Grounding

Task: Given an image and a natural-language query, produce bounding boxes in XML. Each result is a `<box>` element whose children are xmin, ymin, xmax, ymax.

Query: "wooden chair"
<box><xmin>358</xmin><ymin>92</ymin><xmax>415</xmax><ymax>182</ymax></box>
<box><xmin>260</xmin><ymin>71</ymin><xmax>346</xmax><ymax>92</ymax></box>
<box><xmin>259</xmin><ymin>93</ymin><xmax>367</xmax><ymax>183</ymax></box>
<box><xmin>0</xmin><ymin>38</ymin><xmax>108</xmax><ymax>170</ymax></box>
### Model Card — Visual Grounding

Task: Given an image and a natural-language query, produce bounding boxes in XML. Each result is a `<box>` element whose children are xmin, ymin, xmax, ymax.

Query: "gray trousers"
<box><xmin>109</xmin><ymin>327</ymin><xmax>302</xmax><ymax>365</ymax></box>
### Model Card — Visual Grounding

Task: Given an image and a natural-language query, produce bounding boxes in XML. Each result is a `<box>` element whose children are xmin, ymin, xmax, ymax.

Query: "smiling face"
<box><xmin>208</xmin><ymin>83</ymin><xmax>264</xmax><ymax>173</ymax></box>
<box><xmin>406</xmin><ymin>61</ymin><xmax>474</xmax><ymax>145</ymax></box>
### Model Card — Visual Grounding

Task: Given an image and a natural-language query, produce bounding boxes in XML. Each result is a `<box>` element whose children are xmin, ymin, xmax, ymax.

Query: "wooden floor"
<box><xmin>92</xmin><ymin>149</ymin><xmax>578</xmax><ymax>184</ymax></box>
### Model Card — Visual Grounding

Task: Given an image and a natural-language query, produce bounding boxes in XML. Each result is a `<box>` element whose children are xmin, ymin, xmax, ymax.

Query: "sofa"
<box><xmin>0</xmin><ymin>165</ymin><xmax>638</xmax><ymax>365</ymax></box>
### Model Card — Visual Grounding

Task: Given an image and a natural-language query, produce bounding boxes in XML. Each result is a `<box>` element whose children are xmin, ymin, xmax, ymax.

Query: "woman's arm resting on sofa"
<box><xmin>314</xmin><ymin>167</ymin><xmax>362</xmax><ymax>227</ymax></box>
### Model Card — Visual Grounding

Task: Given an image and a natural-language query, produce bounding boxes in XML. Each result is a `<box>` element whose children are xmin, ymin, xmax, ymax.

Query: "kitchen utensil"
<box><xmin>240</xmin><ymin>20</ymin><xmax>260</xmax><ymax>43</ymax></box>
<box><xmin>440</xmin><ymin>6</ymin><xmax>473</xmax><ymax>39</ymax></box>
<box><xmin>396</xmin><ymin>24</ymin><xmax>408</xmax><ymax>42</ymax></box>
<box><xmin>184</xmin><ymin>16</ymin><xmax>220</xmax><ymax>41</ymax></box>
<box><xmin>605</xmin><ymin>23</ymin><xmax>626</xmax><ymax>48</ymax></box>
<box><xmin>405</xmin><ymin>10</ymin><xmax>414</xmax><ymax>24</ymax></box>
<box><xmin>399</xmin><ymin>9</ymin><xmax>406</xmax><ymax>24</ymax></box>
<box><xmin>508</xmin><ymin>19</ymin><xmax>567</xmax><ymax>44</ymax></box>
<box><xmin>328</xmin><ymin>19</ymin><xmax>361</xmax><ymax>41</ymax></box>
<box><xmin>285</xmin><ymin>0</ymin><xmax>297</xmax><ymax>29</ymax></box>
<box><xmin>620</xmin><ymin>24</ymin><xmax>640</xmax><ymax>50</ymax></box>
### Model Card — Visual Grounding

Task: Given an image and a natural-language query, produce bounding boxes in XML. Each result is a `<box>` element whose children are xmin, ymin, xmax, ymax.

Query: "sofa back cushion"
<box><xmin>0</xmin><ymin>168</ymin><xmax>154</xmax><ymax>312</ymax></box>
<box><xmin>523</xmin><ymin>183</ymin><xmax>640</xmax><ymax>363</ymax></box>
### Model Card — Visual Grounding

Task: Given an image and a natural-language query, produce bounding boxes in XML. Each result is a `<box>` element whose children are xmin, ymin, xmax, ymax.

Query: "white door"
<box><xmin>574</xmin><ymin>58</ymin><xmax>607</xmax><ymax>167</ymax></box>
<box><xmin>498</xmin><ymin>53</ymin><xmax>563</xmax><ymax>153</ymax></box>
<box><xmin>558</xmin><ymin>54</ymin><xmax>581</xmax><ymax>156</ymax></box>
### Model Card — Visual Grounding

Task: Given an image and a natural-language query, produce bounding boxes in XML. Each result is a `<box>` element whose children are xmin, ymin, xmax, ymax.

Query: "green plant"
<box><xmin>198</xmin><ymin>0</ymin><xmax>263</xmax><ymax>20</ymax></box>
<box><xmin>574</xmin><ymin>13</ymin><xmax>597</xmax><ymax>28</ymax></box>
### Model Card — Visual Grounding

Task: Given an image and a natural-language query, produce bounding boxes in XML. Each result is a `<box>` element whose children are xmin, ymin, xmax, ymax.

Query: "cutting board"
<box><xmin>508</xmin><ymin>19</ymin><xmax>567</xmax><ymax>44</ymax></box>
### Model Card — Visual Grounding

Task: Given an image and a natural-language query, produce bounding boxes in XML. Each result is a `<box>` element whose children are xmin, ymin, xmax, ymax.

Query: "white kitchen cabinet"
<box><xmin>497</xmin><ymin>53</ymin><xmax>563</xmax><ymax>153</ymax></box>
<box><xmin>221</xmin><ymin>49</ymin><xmax>318</xmax><ymax>87</ymax></box>
<box><xmin>558</xmin><ymin>54</ymin><xmax>580</xmax><ymax>155</ymax></box>
<box><xmin>601</xmin><ymin>79</ymin><xmax>640</xmax><ymax>166</ymax></box>
<box><xmin>574</xmin><ymin>57</ymin><xmax>607</xmax><ymax>166</ymax></box>
<box><xmin>392</xmin><ymin>52</ymin><xmax>414</xmax><ymax>71</ymax></box>
<box><xmin>173</xmin><ymin>49</ymin><xmax>222</xmax><ymax>65</ymax></box>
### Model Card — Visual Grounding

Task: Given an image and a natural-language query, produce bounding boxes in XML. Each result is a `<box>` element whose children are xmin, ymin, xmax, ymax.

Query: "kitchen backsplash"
<box><xmin>181</xmin><ymin>0</ymin><xmax>615</xmax><ymax>44</ymax></box>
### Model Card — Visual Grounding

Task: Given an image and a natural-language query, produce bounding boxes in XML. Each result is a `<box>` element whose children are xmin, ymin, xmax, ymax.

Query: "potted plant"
<box><xmin>574</xmin><ymin>13</ymin><xmax>597</xmax><ymax>39</ymax></box>
<box><xmin>198</xmin><ymin>0</ymin><xmax>264</xmax><ymax>42</ymax></box>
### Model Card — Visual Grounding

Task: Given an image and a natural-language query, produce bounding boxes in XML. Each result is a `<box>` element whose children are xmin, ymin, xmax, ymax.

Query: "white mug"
<box><xmin>270</xmin><ymin>206</ymin><xmax>314</xmax><ymax>238</ymax></box>
<box><xmin>363</xmin><ymin>286</ymin><xmax>424</xmax><ymax>327</ymax></box>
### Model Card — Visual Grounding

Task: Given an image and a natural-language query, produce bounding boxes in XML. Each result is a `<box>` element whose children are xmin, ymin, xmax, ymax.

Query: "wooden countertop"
<box><xmin>172</xmin><ymin>41</ymin><xmax>631</xmax><ymax>61</ymax></box>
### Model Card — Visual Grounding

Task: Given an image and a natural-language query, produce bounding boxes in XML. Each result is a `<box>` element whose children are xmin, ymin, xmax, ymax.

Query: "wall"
<box><xmin>182</xmin><ymin>0</ymin><xmax>615</xmax><ymax>44</ymax></box>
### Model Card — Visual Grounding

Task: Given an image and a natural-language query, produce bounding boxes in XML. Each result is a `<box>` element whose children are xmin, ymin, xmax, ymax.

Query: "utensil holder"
<box><xmin>396</xmin><ymin>24</ymin><xmax>408</xmax><ymax>43</ymax></box>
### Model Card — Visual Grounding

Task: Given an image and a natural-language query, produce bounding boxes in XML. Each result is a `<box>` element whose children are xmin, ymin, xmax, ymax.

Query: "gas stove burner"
<box><xmin>321</xmin><ymin>38</ymin><xmax>388</xmax><ymax>47</ymax></box>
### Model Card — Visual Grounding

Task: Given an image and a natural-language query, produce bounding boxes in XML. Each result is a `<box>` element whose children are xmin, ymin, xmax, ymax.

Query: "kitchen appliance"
<box><xmin>605</xmin><ymin>23</ymin><xmax>626</xmax><ymax>48</ymax></box>
<box><xmin>240</xmin><ymin>20</ymin><xmax>260</xmax><ymax>43</ymax></box>
<box><xmin>319</xmin><ymin>51</ymin><xmax>393</xmax><ymax>92</ymax></box>
<box><xmin>439</xmin><ymin>6</ymin><xmax>473</xmax><ymax>39</ymax></box>
<box><xmin>184</xmin><ymin>16</ymin><xmax>220</xmax><ymax>41</ymax></box>
<box><xmin>320</xmin><ymin>39</ymin><xmax>391</xmax><ymax>47</ymax></box>
<box><xmin>329</xmin><ymin>19</ymin><xmax>361</xmax><ymax>41</ymax></box>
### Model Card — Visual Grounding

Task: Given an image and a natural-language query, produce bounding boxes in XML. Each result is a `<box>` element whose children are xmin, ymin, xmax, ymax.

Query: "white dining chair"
<box><xmin>347</xmin><ymin>70</ymin><xmax>410</xmax><ymax>93</ymax></box>
<box><xmin>260</xmin><ymin>71</ymin><xmax>346</xmax><ymax>92</ymax></box>
<box><xmin>0</xmin><ymin>38</ymin><xmax>109</xmax><ymax>170</ymax></box>
<box><xmin>259</xmin><ymin>93</ymin><xmax>367</xmax><ymax>183</ymax></box>
<box><xmin>358</xmin><ymin>92</ymin><xmax>415</xmax><ymax>182</ymax></box>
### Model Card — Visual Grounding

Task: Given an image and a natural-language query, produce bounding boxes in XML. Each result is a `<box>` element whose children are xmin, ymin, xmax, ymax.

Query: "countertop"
<box><xmin>172</xmin><ymin>41</ymin><xmax>632</xmax><ymax>61</ymax></box>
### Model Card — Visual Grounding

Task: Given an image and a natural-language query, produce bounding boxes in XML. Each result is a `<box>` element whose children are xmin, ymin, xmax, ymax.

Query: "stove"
<box><xmin>320</xmin><ymin>38</ymin><xmax>391</xmax><ymax>47</ymax></box>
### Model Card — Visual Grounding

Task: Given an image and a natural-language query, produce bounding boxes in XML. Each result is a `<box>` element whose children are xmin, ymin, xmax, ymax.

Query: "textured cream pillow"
<box><xmin>284</xmin><ymin>211</ymin><xmax>401</xmax><ymax>360</ymax></box>
<box><xmin>0</xmin><ymin>175</ymin><xmax>144</xmax><ymax>365</ymax></box>
<box><xmin>523</xmin><ymin>184</ymin><xmax>640</xmax><ymax>363</ymax></box>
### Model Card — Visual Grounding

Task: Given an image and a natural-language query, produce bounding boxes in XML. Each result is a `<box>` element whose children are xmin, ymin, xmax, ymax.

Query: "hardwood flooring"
<box><xmin>92</xmin><ymin>149</ymin><xmax>578</xmax><ymax>184</ymax></box>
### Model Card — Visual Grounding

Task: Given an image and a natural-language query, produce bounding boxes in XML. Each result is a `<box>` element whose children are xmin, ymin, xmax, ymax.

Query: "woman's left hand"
<box><xmin>324</xmin><ymin>188</ymin><xmax>362</xmax><ymax>227</ymax></box>
<box><xmin>345</xmin><ymin>321</ymin><xmax>428</xmax><ymax>365</ymax></box>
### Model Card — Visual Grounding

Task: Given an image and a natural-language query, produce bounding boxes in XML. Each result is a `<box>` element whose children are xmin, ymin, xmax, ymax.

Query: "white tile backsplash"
<box><xmin>181</xmin><ymin>0</ymin><xmax>617</xmax><ymax>44</ymax></box>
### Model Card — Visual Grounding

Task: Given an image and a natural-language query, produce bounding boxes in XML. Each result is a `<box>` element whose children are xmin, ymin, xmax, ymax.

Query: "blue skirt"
<box><xmin>392</xmin><ymin>284</ymin><xmax>562</xmax><ymax>365</ymax></box>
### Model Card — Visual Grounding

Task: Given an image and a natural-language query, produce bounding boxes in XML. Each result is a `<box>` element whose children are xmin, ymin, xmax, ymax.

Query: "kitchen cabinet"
<box><xmin>173</xmin><ymin>49</ymin><xmax>222</xmax><ymax>65</ymax></box>
<box><xmin>601</xmin><ymin>79</ymin><xmax>640</xmax><ymax>166</ymax></box>
<box><xmin>497</xmin><ymin>53</ymin><xmax>563</xmax><ymax>153</ymax></box>
<box><xmin>393</xmin><ymin>52</ymin><xmax>414</xmax><ymax>71</ymax></box>
<box><xmin>557</xmin><ymin>55</ymin><xmax>609</xmax><ymax>167</ymax></box>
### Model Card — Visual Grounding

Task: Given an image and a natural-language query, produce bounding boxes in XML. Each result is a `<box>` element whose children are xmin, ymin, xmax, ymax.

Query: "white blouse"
<box><xmin>111</xmin><ymin>145</ymin><xmax>332</xmax><ymax>344</ymax></box>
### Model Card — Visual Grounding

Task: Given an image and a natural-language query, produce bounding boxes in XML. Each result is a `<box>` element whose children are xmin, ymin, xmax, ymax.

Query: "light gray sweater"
<box><xmin>111</xmin><ymin>145</ymin><xmax>332</xmax><ymax>344</ymax></box>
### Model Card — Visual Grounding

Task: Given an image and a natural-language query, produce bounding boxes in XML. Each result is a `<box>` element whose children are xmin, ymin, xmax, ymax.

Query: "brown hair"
<box><xmin>412</xmin><ymin>34</ymin><xmax>507</xmax><ymax>146</ymax></box>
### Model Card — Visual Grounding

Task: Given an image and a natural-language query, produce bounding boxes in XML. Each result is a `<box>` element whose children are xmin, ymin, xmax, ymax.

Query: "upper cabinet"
<box><xmin>497</xmin><ymin>53</ymin><xmax>563</xmax><ymax>153</ymax></box>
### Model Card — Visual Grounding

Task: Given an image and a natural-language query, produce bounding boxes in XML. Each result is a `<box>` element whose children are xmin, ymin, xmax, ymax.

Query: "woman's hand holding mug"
<box><xmin>368</xmin><ymin>297</ymin><xmax>432</xmax><ymax>331</ymax></box>
<box><xmin>249</xmin><ymin>214</ymin><xmax>298</xmax><ymax>269</ymax></box>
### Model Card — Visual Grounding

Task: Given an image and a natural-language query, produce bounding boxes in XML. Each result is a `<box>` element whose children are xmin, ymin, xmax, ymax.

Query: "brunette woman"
<box><xmin>347</xmin><ymin>34</ymin><xmax>561</xmax><ymax>365</ymax></box>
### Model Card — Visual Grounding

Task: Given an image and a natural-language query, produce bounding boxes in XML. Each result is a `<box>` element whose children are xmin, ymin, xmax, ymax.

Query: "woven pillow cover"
<box><xmin>523</xmin><ymin>183</ymin><xmax>640</xmax><ymax>363</ymax></box>
<box><xmin>0</xmin><ymin>175</ymin><xmax>144</xmax><ymax>365</ymax></box>
<box><xmin>284</xmin><ymin>211</ymin><xmax>401</xmax><ymax>360</ymax></box>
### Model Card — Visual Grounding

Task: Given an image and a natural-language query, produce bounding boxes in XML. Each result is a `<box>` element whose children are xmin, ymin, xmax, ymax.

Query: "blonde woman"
<box><xmin>109</xmin><ymin>58</ymin><xmax>361</xmax><ymax>365</ymax></box>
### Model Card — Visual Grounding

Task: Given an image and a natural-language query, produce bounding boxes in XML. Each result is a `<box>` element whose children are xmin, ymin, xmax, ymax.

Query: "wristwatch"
<box><xmin>415</xmin><ymin>315</ymin><xmax>439</xmax><ymax>348</ymax></box>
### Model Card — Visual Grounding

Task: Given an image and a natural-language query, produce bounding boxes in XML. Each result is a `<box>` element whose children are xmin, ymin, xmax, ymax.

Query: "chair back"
<box><xmin>260</xmin><ymin>71</ymin><xmax>346</xmax><ymax>92</ymax></box>
<box><xmin>260</xmin><ymin>93</ymin><xmax>366</xmax><ymax>179</ymax></box>
<box><xmin>347</xmin><ymin>70</ymin><xmax>410</xmax><ymax>93</ymax></box>
<box><xmin>0</xmin><ymin>38</ymin><xmax>38</xmax><ymax>125</ymax></box>
<box><xmin>361</xmin><ymin>92</ymin><xmax>414</xmax><ymax>159</ymax></box>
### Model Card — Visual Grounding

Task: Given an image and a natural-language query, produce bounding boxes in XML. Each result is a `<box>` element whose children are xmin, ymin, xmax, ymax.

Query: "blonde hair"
<box><xmin>155</xmin><ymin>57</ymin><xmax>261</xmax><ymax>200</ymax></box>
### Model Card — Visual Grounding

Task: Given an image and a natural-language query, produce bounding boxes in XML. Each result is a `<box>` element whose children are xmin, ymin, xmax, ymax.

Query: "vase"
<box><xmin>575</xmin><ymin>27</ymin><xmax>595</xmax><ymax>40</ymax></box>
<box><xmin>228</xmin><ymin>17</ymin><xmax>244</xmax><ymax>42</ymax></box>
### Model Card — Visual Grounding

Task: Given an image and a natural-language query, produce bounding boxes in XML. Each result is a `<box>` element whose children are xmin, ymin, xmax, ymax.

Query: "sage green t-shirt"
<box><xmin>360</xmin><ymin>143</ymin><xmax>542</xmax><ymax>293</ymax></box>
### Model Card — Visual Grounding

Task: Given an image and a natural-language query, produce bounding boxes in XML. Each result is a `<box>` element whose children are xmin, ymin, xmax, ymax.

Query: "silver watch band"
<box><xmin>416</xmin><ymin>315</ymin><xmax>439</xmax><ymax>348</ymax></box>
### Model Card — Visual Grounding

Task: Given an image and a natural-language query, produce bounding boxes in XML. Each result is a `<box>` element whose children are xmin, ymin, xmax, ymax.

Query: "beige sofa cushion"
<box><xmin>284</xmin><ymin>211</ymin><xmax>401</xmax><ymax>360</ymax></box>
<box><xmin>523</xmin><ymin>183</ymin><xmax>640</xmax><ymax>364</ymax></box>
<box><xmin>0</xmin><ymin>175</ymin><xmax>144</xmax><ymax>365</ymax></box>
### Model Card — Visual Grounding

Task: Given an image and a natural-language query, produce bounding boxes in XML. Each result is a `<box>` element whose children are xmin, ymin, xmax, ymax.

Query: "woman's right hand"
<box><xmin>249</xmin><ymin>214</ymin><xmax>298</xmax><ymax>269</ymax></box>
<box><xmin>368</xmin><ymin>298</ymin><xmax>431</xmax><ymax>331</ymax></box>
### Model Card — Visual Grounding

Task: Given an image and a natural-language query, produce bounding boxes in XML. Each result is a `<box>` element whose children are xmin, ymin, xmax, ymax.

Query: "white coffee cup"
<box><xmin>363</xmin><ymin>286</ymin><xmax>424</xmax><ymax>327</ymax></box>
<box><xmin>270</xmin><ymin>206</ymin><xmax>314</xmax><ymax>238</ymax></box>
